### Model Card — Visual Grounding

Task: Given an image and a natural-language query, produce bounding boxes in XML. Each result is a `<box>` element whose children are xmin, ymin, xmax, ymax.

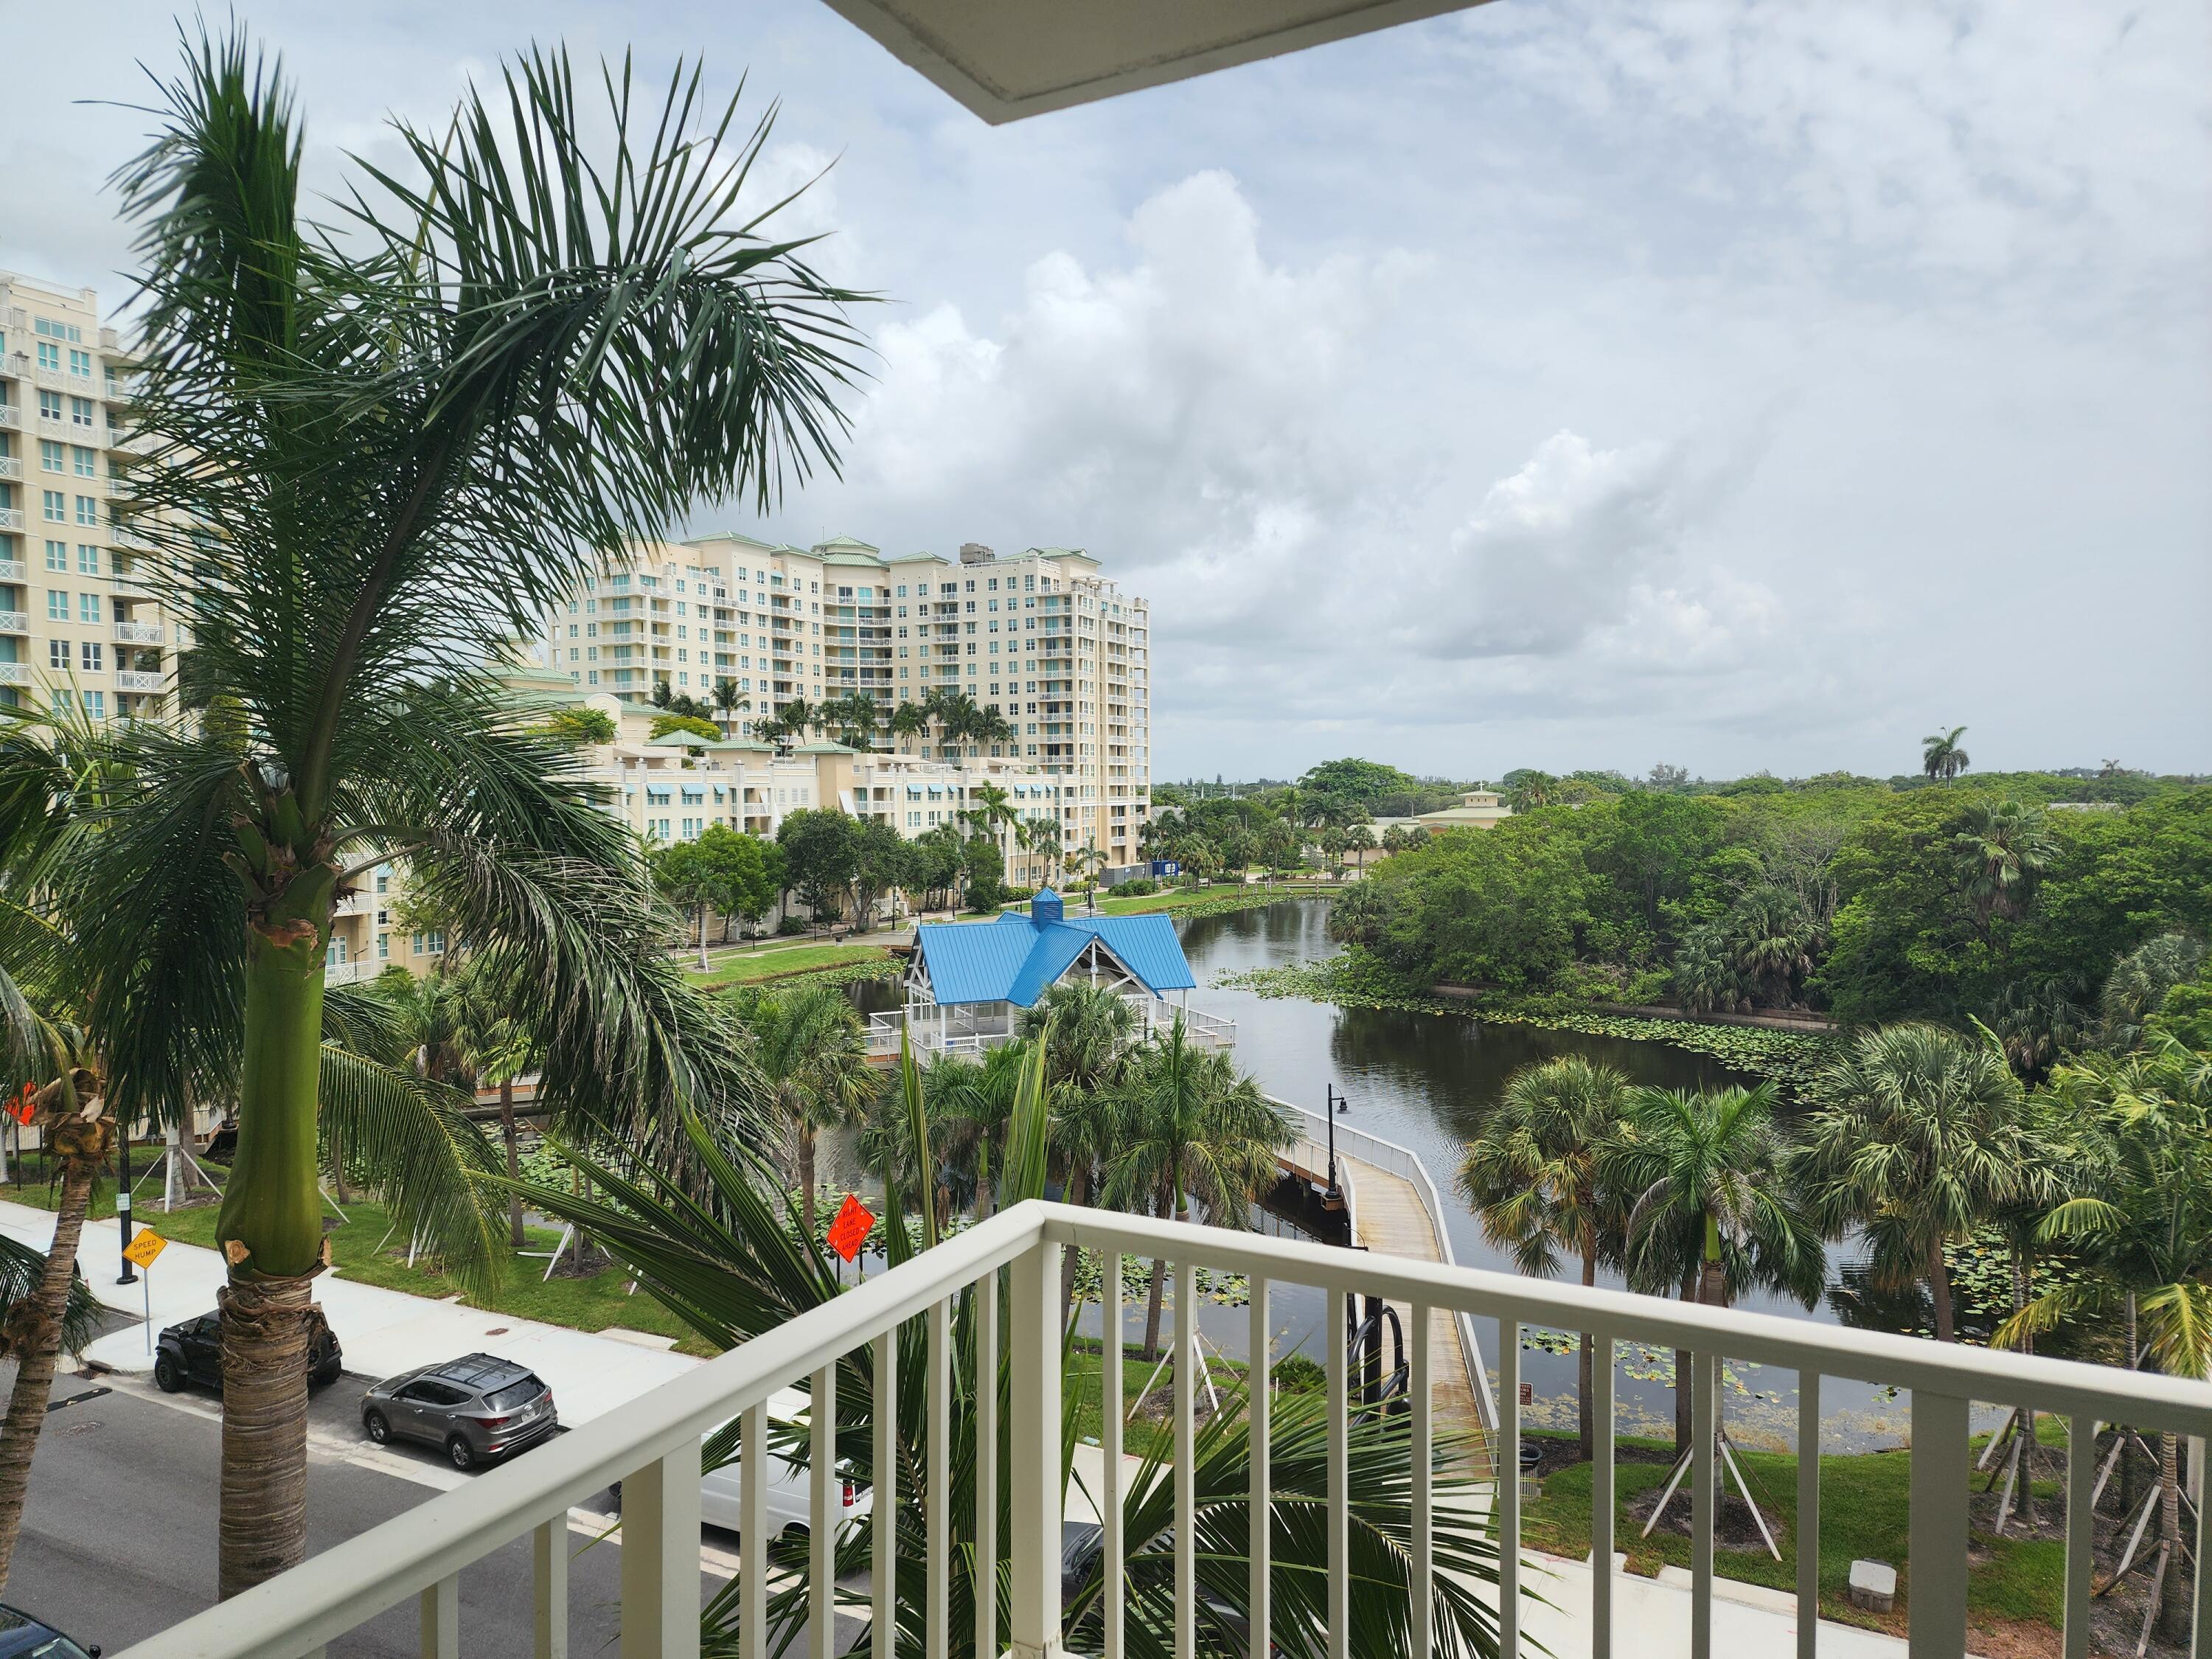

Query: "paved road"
<box><xmin>1</xmin><ymin>1340</ymin><xmax>863</xmax><ymax>1657</ymax></box>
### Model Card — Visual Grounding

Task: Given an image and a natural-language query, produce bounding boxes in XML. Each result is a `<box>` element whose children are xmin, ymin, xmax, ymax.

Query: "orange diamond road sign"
<box><xmin>826</xmin><ymin>1194</ymin><xmax>875</xmax><ymax>1263</ymax></box>
<box><xmin>122</xmin><ymin>1229</ymin><xmax>167</xmax><ymax>1270</ymax></box>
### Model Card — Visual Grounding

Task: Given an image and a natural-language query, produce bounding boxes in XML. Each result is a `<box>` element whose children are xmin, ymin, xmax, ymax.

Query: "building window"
<box><xmin>412</xmin><ymin>931</ymin><xmax>446</xmax><ymax>956</ymax></box>
<box><xmin>69</xmin><ymin>397</ymin><xmax>94</xmax><ymax>428</ymax></box>
<box><xmin>41</xmin><ymin>490</ymin><xmax>65</xmax><ymax>523</ymax></box>
<box><xmin>77</xmin><ymin>544</ymin><xmax>97</xmax><ymax>574</ymax></box>
<box><xmin>48</xmin><ymin>640</ymin><xmax>69</xmax><ymax>669</ymax></box>
<box><xmin>377</xmin><ymin>933</ymin><xmax>391</xmax><ymax>960</ymax></box>
<box><xmin>37</xmin><ymin>392</ymin><xmax>62</xmax><ymax>422</ymax></box>
<box><xmin>36</xmin><ymin>342</ymin><xmax>60</xmax><ymax>372</ymax></box>
<box><xmin>38</xmin><ymin>441</ymin><xmax>64</xmax><ymax>473</ymax></box>
<box><xmin>44</xmin><ymin>540</ymin><xmax>66</xmax><ymax>571</ymax></box>
<box><xmin>78</xmin><ymin>593</ymin><xmax>98</xmax><ymax>622</ymax></box>
<box><xmin>72</xmin><ymin>446</ymin><xmax>95</xmax><ymax>478</ymax></box>
<box><xmin>74</xmin><ymin>496</ymin><xmax>96</xmax><ymax>526</ymax></box>
<box><xmin>68</xmin><ymin>349</ymin><xmax>93</xmax><ymax>378</ymax></box>
<box><xmin>45</xmin><ymin>591</ymin><xmax>66</xmax><ymax>621</ymax></box>
<box><xmin>80</xmin><ymin>641</ymin><xmax>103</xmax><ymax>672</ymax></box>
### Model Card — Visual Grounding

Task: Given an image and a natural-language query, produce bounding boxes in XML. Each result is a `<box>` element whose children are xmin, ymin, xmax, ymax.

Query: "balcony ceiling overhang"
<box><xmin>817</xmin><ymin>0</ymin><xmax>1492</xmax><ymax>124</ymax></box>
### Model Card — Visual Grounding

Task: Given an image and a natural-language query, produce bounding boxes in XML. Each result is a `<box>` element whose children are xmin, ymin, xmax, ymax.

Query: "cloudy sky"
<box><xmin>6</xmin><ymin>1</ymin><xmax>2205</xmax><ymax>782</ymax></box>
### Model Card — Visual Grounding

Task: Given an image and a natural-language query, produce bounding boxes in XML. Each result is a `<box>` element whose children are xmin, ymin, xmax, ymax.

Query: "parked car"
<box><xmin>361</xmin><ymin>1354</ymin><xmax>557</xmax><ymax>1470</ymax></box>
<box><xmin>610</xmin><ymin>1386</ymin><xmax>872</xmax><ymax>1541</ymax></box>
<box><xmin>153</xmin><ymin>1309</ymin><xmax>342</xmax><ymax>1395</ymax></box>
<box><xmin>0</xmin><ymin>1601</ymin><xmax>100</xmax><ymax>1658</ymax></box>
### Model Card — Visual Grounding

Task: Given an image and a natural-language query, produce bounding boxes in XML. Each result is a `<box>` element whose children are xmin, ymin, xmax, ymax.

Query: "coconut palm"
<box><xmin>1101</xmin><ymin>1018</ymin><xmax>1294</xmax><ymax>1360</ymax></box>
<box><xmin>922</xmin><ymin>1039</ymin><xmax>1034</xmax><ymax>1222</ymax></box>
<box><xmin>508</xmin><ymin>1034</ymin><xmax>1503</xmax><ymax>1659</ymax></box>
<box><xmin>1996</xmin><ymin>1036</ymin><xmax>2212</xmax><ymax>1641</ymax></box>
<box><xmin>1020</xmin><ymin>984</ymin><xmax>1144</xmax><ymax>1313</ymax></box>
<box><xmin>65</xmin><ymin>31</ymin><xmax>832</xmax><ymax>1590</ymax></box>
<box><xmin>710</xmin><ymin>678</ymin><xmax>750</xmax><ymax>731</ymax></box>
<box><xmin>1461</xmin><ymin>1056</ymin><xmax>1630</xmax><ymax>1462</ymax></box>
<box><xmin>1921</xmin><ymin>726</ymin><xmax>1971</xmax><ymax>785</ymax></box>
<box><xmin>1792</xmin><ymin>1024</ymin><xmax>2043</xmax><ymax>1342</ymax></box>
<box><xmin>888</xmin><ymin>699</ymin><xmax>930</xmax><ymax>753</ymax></box>
<box><xmin>1603</xmin><ymin>1084</ymin><xmax>1823</xmax><ymax>1451</ymax></box>
<box><xmin>1952</xmin><ymin>799</ymin><xmax>2053</xmax><ymax>928</ymax></box>
<box><xmin>746</xmin><ymin>979</ymin><xmax>872</xmax><ymax>1242</ymax></box>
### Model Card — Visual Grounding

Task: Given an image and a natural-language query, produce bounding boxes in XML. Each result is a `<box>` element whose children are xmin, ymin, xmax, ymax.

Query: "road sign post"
<box><xmin>123</xmin><ymin>1229</ymin><xmax>167</xmax><ymax>1353</ymax></box>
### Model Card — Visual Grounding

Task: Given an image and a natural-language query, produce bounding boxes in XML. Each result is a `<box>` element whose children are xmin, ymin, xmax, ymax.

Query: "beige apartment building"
<box><xmin>0</xmin><ymin>273</ymin><xmax>172</xmax><ymax>723</ymax></box>
<box><xmin>530</xmin><ymin>532</ymin><xmax>1154</xmax><ymax>878</ymax></box>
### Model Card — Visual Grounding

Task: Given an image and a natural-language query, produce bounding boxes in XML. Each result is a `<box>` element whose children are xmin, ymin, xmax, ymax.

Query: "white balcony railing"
<box><xmin>0</xmin><ymin>663</ymin><xmax>30</xmax><ymax>686</ymax></box>
<box><xmin>114</xmin><ymin>619</ymin><xmax>164</xmax><ymax>644</ymax></box>
<box><xmin>115</xmin><ymin>670</ymin><xmax>167</xmax><ymax>693</ymax></box>
<box><xmin>108</xmin><ymin>1200</ymin><xmax>2212</xmax><ymax>1659</ymax></box>
<box><xmin>0</xmin><ymin>507</ymin><xmax>22</xmax><ymax>531</ymax></box>
<box><xmin>0</xmin><ymin>456</ymin><xmax>20</xmax><ymax>479</ymax></box>
<box><xmin>0</xmin><ymin>406</ymin><xmax>20</xmax><ymax>430</ymax></box>
<box><xmin>0</xmin><ymin>560</ymin><xmax>24</xmax><ymax>581</ymax></box>
<box><xmin>0</xmin><ymin>612</ymin><xmax>24</xmax><ymax>636</ymax></box>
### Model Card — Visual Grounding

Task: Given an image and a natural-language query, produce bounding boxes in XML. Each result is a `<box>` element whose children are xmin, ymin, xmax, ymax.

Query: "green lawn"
<box><xmin>684</xmin><ymin>941</ymin><xmax>891</xmax><ymax>990</ymax></box>
<box><xmin>1064</xmin><ymin>1337</ymin><xmax>1252</xmax><ymax>1461</ymax></box>
<box><xmin>8</xmin><ymin>1170</ymin><xmax>715</xmax><ymax>1357</ymax></box>
<box><xmin>1084</xmin><ymin>880</ymin><xmax>1335</xmax><ymax>917</ymax></box>
<box><xmin>1518</xmin><ymin>1429</ymin><xmax>2064</xmax><ymax>1644</ymax></box>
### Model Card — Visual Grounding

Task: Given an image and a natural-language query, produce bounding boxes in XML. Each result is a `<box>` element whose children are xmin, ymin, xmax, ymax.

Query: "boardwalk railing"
<box><xmin>1284</xmin><ymin>1102</ymin><xmax>1500</xmax><ymax>1437</ymax></box>
<box><xmin>113</xmin><ymin>1200</ymin><xmax>2212</xmax><ymax>1659</ymax></box>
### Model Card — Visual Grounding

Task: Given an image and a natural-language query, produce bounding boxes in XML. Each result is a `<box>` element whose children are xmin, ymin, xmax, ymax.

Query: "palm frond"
<box><xmin>0</xmin><ymin>1234</ymin><xmax>104</xmax><ymax>1360</ymax></box>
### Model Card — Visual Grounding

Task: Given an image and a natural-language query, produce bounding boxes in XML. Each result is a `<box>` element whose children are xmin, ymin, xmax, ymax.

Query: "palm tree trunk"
<box><xmin>0</xmin><ymin>1152</ymin><xmax>97</xmax><ymax>1595</ymax></box>
<box><xmin>2157</xmin><ymin>1432</ymin><xmax>2188</xmax><ymax>1643</ymax></box>
<box><xmin>2010</xmin><ymin>1248</ymin><xmax>2034</xmax><ymax>1528</ymax></box>
<box><xmin>1141</xmin><ymin>1191</ymin><xmax>1170</xmax><ymax>1362</ymax></box>
<box><xmin>501</xmin><ymin>1080</ymin><xmax>524</xmax><ymax>1250</ymax></box>
<box><xmin>799</xmin><ymin>1128</ymin><xmax>818</xmax><ymax>1245</ymax></box>
<box><xmin>698</xmin><ymin>905</ymin><xmax>710</xmax><ymax>973</ymax></box>
<box><xmin>216</xmin><ymin>913</ymin><xmax>333</xmax><ymax>1598</ymax></box>
<box><xmin>1675</xmin><ymin>1265</ymin><xmax>1698</xmax><ymax>1455</ymax></box>
<box><xmin>1059</xmin><ymin>1164</ymin><xmax>1090</xmax><ymax>1321</ymax></box>
<box><xmin>1927</xmin><ymin>1237</ymin><xmax>1955</xmax><ymax>1343</ymax></box>
<box><xmin>1579</xmin><ymin>1250</ymin><xmax>1598</xmax><ymax>1464</ymax></box>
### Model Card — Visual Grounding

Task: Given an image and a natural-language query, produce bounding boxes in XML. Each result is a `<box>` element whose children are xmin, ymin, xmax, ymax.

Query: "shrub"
<box><xmin>776</xmin><ymin>915</ymin><xmax>811</xmax><ymax>936</ymax></box>
<box><xmin>1113</xmin><ymin>877</ymin><xmax>1159</xmax><ymax>897</ymax></box>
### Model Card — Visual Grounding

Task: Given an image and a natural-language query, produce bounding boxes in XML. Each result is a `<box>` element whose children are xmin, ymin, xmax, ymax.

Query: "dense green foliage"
<box><xmin>1329</xmin><ymin>781</ymin><xmax>2212</xmax><ymax>1042</ymax></box>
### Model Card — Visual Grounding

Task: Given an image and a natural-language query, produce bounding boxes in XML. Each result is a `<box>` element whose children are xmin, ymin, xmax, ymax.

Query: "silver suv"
<box><xmin>361</xmin><ymin>1354</ymin><xmax>557</xmax><ymax>1470</ymax></box>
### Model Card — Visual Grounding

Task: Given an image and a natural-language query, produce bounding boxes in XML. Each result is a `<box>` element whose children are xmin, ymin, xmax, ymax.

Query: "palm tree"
<box><xmin>1101</xmin><ymin>1019</ymin><xmax>1294</xmax><ymax>1360</ymax></box>
<box><xmin>1792</xmin><ymin>1024</ymin><xmax>2042</xmax><ymax>1342</ymax></box>
<box><xmin>1725</xmin><ymin>886</ymin><xmax>1820</xmax><ymax>1007</ymax></box>
<box><xmin>1997</xmin><ymin>1037</ymin><xmax>2212</xmax><ymax>1643</ymax></box>
<box><xmin>509</xmin><ymin>1034</ymin><xmax>1503</xmax><ymax>1659</ymax></box>
<box><xmin>1020</xmin><ymin>984</ymin><xmax>1144</xmax><ymax>1314</ymax></box>
<box><xmin>1070</xmin><ymin>841</ymin><xmax>1110</xmax><ymax>904</ymax></box>
<box><xmin>711</xmin><ymin>678</ymin><xmax>750</xmax><ymax>732</ymax></box>
<box><xmin>2098</xmin><ymin>933</ymin><xmax>2207</xmax><ymax>1051</ymax></box>
<box><xmin>1921</xmin><ymin>726</ymin><xmax>1970</xmax><ymax>785</ymax></box>
<box><xmin>922</xmin><ymin>1039</ymin><xmax>1034</xmax><ymax>1222</ymax></box>
<box><xmin>746</xmin><ymin>981</ymin><xmax>872</xmax><ymax>1242</ymax></box>
<box><xmin>1460</xmin><ymin>1056</ymin><xmax>1630</xmax><ymax>1461</ymax></box>
<box><xmin>1603</xmin><ymin>1085</ymin><xmax>1823</xmax><ymax>1452</ymax></box>
<box><xmin>888</xmin><ymin>699</ymin><xmax>930</xmax><ymax>754</ymax></box>
<box><xmin>72</xmin><ymin>32</ymin><xmax>827</xmax><ymax>1591</ymax></box>
<box><xmin>1952</xmin><ymin>800</ymin><xmax>2053</xmax><ymax>928</ymax></box>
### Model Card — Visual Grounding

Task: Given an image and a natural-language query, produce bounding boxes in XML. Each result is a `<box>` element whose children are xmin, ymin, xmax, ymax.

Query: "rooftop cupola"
<box><xmin>1029</xmin><ymin>889</ymin><xmax>1063</xmax><ymax>928</ymax></box>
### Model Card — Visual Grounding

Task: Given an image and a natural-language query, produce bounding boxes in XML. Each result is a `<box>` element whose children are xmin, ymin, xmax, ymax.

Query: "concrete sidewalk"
<box><xmin>0</xmin><ymin>1197</ymin><xmax>700</xmax><ymax>1426</ymax></box>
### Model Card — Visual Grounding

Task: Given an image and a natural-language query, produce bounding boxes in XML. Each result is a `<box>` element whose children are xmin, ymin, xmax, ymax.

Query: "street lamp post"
<box><xmin>1324</xmin><ymin>1082</ymin><xmax>1349</xmax><ymax>1209</ymax></box>
<box><xmin>115</xmin><ymin>1118</ymin><xmax>136</xmax><ymax>1285</ymax></box>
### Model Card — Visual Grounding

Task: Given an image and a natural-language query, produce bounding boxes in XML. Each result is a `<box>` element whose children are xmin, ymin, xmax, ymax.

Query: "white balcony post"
<box><xmin>811</xmin><ymin>1364</ymin><xmax>835</xmax><ymax>1659</ymax></box>
<box><xmin>1326</xmin><ymin>1287</ymin><xmax>1349</xmax><ymax>1659</ymax></box>
<box><xmin>534</xmin><ymin>1517</ymin><xmax>569</xmax><ymax>1659</ymax></box>
<box><xmin>1908</xmin><ymin>1391</ymin><xmax>1970</xmax><ymax>1659</ymax></box>
<box><xmin>420</xmin><ymin>1575</ymin><xmax>459</xmax><ymax>1659</ymax></box>
<box><xmin>620</xmin><ymin>1440</ymin><xmax>702</xmax><ymax>1659</ymax></box>
<box><xmin>1008</xmin><ymin>1236</ymin><xmax>1064</xmax><ymax>1659</ymax></box>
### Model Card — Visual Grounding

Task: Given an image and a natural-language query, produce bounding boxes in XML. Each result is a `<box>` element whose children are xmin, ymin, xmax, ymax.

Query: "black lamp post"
<box><xmin>115</xmin><ymin>1119</ymin><xmax>136</xmax><ymax>1285</ymax></box>
<box><xmin>1324</xmin><ymin>1082</ymin><xmax>1350</xmax><ymax>1208</ymax></box>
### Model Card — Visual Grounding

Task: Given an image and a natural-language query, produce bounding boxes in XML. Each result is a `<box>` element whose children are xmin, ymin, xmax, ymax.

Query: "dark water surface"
<box><xmin>1172</xmin><ymin>897</ymin><xmax>1925</xmax><ymax>1450</ymax></box>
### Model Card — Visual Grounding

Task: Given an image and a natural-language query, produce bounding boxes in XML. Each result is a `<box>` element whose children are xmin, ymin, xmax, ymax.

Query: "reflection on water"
<box><xmin>1168</xmin><ymin>897</ymin><xmax>1941</xmax><ymax>1451</ymax></box>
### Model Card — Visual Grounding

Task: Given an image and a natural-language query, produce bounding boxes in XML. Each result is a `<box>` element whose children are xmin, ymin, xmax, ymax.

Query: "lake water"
<box><xmin>1168</xmin><ymin>896</ymin><xmax>1924</xmax><ymax>1451</ymax></box>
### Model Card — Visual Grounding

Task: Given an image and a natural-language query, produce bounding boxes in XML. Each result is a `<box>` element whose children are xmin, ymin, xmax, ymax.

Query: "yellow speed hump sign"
<box><xmin>122</xmin><ymin>1229</ymin><xmax>167</xmax><ymax>1270</ymax></box>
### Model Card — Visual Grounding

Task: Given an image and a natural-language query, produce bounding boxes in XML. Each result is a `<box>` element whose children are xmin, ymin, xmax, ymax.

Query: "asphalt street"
<box><xmin>1</xmin><ymin>1326</ymin><xmax>862</xmax><ymax>1657</ymax></box>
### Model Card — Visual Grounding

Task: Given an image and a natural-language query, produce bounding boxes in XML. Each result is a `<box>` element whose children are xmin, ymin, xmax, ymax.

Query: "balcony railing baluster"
<box><xmin>1103</xmin><ymin>1251</ymin><xmax>1126</xmax><ymax>1659</ymax></box>
<box><xmin>1174</xmin><ymin>1258</ymin><xmax>1197</xmax><ymax>1659</ymax></box>
<box><xmin>1798</xmin><ymin>1373</ymin><xmax>1820</xmax><ymax>1659</ymax></box>
<box><xmin>1909</xmin><ymin>1391</ymin><xmax>1972</xmax><ymax>1659</ymax></box>
<box><xmin>872</xmin><ymin>1331</ymin><xmax>897</xmax><ymax>1659</ymax></box>
<box><xmin>1326</xmin><ymin>1285</ymin><xmax>1349</xmax><ymax>1659</ymax></box>
<box><xmin>533</xmin><ymin>1515</ymin><xmax>567</xmax><ymax>1659</ymax></box>
<box><xmin>420</xmin><ymin>1573</ymin><xmax>458</xmax><ymax>1658</ymax></box>
<box><xmin>1248</xmin><ymin>1273</ymin><xmax>1270</xmax><ymax>1659</ymax></box>
<box><xmin>1592</xmin><ymin>1332</ymin><xmax>1615</xmax><ymax>1659</ymax></box>
<box><xmin>811</xmin><ymin>1364</ymin><xmax>835</xmax><ymax>1659</ymax></box>
<box><xmin>1410</xmin><ymin>1302</ymin><xmax>1433</xmax><ymax>1659</ymax></box>
<box><xmin>1498</xmin><ymin>1318</ymin><xmax>1520</xmax><ymax>1659</ymax></box>
<box><xmin>928</xmin><ymin>1297</ymin><xmax>950</xmax><ymax>1659</ymax></box>
<box><xmin>619</xmin><ymin>1439</ymin><xmax>702</xmax><ymax>1659</ymax></box>
<box><xmin>740</xmin><ymin>1404</ymin><xmax>768</xmax><ymax>1659</ymax></box>
<box><xmin>975</xmin><ymin>1268</ymin><xmax>998</xmax><ymax>1659</ymax></box>
<box><xmin>1691</xmin><ymin>1352</ymin><xmax>1717</xmax><ymax>1659</ymax></box>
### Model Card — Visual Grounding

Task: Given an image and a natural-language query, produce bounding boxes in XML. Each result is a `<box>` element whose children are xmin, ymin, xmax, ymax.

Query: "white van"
<box><xmin>612</xmin><ymin>1385</ymin><xmax>874</xmax><ymax>1541</ymax></box>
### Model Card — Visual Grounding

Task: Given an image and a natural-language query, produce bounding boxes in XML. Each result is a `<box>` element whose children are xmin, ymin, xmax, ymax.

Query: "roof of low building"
<box><xmin>912</xmin><ymin>892</ymin><xmax>1197</xmax><ymax>1007</ymax></box>
<box><xmin>793</xmin><ymin>740</ymin><xmax>859</xmax><ymax>755</ymax></box>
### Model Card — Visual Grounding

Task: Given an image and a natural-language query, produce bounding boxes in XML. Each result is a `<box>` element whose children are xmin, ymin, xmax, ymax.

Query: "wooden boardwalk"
<box><xmin>1284</xmin><ymin>1135</ymin><xmax>1489</xmax><ymax>1471</ymax></box>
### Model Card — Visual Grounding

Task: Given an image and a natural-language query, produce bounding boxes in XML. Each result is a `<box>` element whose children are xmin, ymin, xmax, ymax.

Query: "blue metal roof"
<box><xmin>911</xmin><ymin>904</ymin><xmax>1197</xmax><ymax>1007</ymax></box>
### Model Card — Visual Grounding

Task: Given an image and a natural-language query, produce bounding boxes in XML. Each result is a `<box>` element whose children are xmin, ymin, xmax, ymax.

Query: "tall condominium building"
<box><xmin>532</xmin><ymin>532</ymin><xmax>1153</xmax><ymax>874</ymax></box>
<box><xmin>0</xmin><ymin>274</ymin><xmax>171</xmax><ymax>721</ymax></box>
